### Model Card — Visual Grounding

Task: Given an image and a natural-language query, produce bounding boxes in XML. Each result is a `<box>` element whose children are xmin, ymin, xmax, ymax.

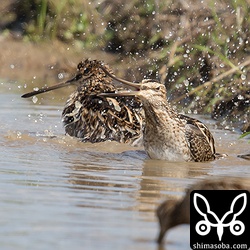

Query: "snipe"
<box><xmin>99</xmin><ymin>68</ymin><xmax>218</xmax><ymax>161</ymax></box>
<box><xmin>22</xmin><ymin>59</ymin><xmax>144</xmax><ymax>145</ymax></box>
<box><xmin>156</xmin><ymin>177</ymin><xmax>250</xmax><ymax>243</ymax></box>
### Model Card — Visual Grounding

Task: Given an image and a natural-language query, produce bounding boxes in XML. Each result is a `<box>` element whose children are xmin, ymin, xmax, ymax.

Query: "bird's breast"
<box><xmin>143</xmin><ymin>119</ymin><xmax>191</xmax><ymax>161</ymax></box>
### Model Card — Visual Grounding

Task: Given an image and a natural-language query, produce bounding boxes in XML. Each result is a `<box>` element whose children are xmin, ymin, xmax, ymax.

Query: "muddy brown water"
<box><xmin>0</xmin><ymin>82</ymin><xmax>249</xmax><ymax>250</ymax></box>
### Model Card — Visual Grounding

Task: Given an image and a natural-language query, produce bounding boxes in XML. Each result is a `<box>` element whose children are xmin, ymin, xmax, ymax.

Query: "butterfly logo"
<box><xmin>193</xmin><ymin>193</ymin><xmax>247</xmax><ymax>241</ymax></box>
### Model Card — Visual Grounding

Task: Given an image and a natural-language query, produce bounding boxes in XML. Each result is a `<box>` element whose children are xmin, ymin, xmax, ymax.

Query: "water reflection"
<box><xmin>0</xmin><ymin>89</ymin><xmax>250</xmax><ymax>250</ymax></box>
<box><xmin>137</xmin><ymin>160</ymin><xmax>211</xmax><ymax>212</ymax></box>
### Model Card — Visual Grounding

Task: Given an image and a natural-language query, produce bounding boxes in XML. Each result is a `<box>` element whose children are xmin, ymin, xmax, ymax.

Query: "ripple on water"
<box><xmin>0</xmin><ymin>91</ymin><xmax>249</xmax><ymax>250</ymax></box>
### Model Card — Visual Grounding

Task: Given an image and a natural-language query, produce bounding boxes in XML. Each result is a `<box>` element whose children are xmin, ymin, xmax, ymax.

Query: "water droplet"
<box><xmin>32</xmin><ymin>96</ymin><xmax>38</xmax><ymax>104</ymax></box>
<box><xmin>237</xmin><ymin>95</ymin><xmax>244</xmax><ymax>100</ymax></box>
<box><xmin>58</xmin><ymin>73</ymin><xmax>64</xmax><ymax>79</ymax></box>
<box><xmin>16</xmin><ymin>131</ymin><xmax>22</xmax><ymax>138</ymax></box>
<box><xmin>183</xmin><ymin>80</ymin><xmax>189</xmax><ymax>87</ymax></box>
<box><xmin>241</xmin><ymin>74</ymin><xmax>246</xmax><ymax>80</ymax></box>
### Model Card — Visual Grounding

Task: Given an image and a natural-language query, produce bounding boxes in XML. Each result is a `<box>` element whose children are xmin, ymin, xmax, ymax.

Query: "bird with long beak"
<box><xmin>156</xmin><ymin>177</ymin><xmax>250</xmax><ymax>244</ymax></box>
<box><xmin>22</xmin><ymin>59</ymin><xmax>144</xmax><ymax>145</ymax></box>
<box><xmin>99</xmin><ymin>66</ymin><xmax>217</xmax><ymax>161</ymax></box>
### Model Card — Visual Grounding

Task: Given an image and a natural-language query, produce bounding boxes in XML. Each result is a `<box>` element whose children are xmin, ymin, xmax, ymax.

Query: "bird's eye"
<box><xmin>156</xmin><ymin>86</ymin><xmax>161</xmax><ymax>91</ymax></box>
<box><xmin>83</xmin><ymin>67</ymin><xmax>90</xmax><ymax>75</ymax></box>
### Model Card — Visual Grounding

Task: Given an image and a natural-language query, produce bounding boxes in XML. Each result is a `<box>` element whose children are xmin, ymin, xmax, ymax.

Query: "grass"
<box><xmin>37</xmin><ymin>0</ymin><xmax>48</xmax><ymax>36</ymax></box>
<box><xmin>1</xmin><ymin>0</ymin><xmax>102</xmax><ymax>46</ymax></box>
<box><xmin>239</xmin><ymin>131</ymin><xmax>250</xmax><ymax>143</ymax></box>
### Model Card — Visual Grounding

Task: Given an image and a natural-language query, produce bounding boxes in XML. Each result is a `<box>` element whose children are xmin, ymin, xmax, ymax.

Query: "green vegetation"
<box><xmin>239</xmin><ymin>131</ymin><xmax>250</xmax><ymax>144</ymax></box>
<box><xmin>1</xmin><ymin>0</ymin><xmax>102</xmax><ymax>45</ymax></box>
<box><xmin>0</xmin><ymin>0</ymin><xmax>249</xmax><ymax>131</ymax></box>
<box><xmin>240</xmin><ymin>132</ymin><xmax>250</xmax><ymax>139</ymax></box>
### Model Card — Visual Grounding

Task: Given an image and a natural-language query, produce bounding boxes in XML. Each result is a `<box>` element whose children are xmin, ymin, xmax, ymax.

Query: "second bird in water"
<box><xmin>22</xmin><ymin>60</ymin><xmax>220</xmax><ymax>162</ymax></box>
<box><xmin>22</xmin><ymin>59</ymin><xmax>144</xmax><ymax>145</ymax></box>
<box><xmin>99</xmin><ymin>67</ymin><xmax>218</xmax><ymax>162</ymax></box>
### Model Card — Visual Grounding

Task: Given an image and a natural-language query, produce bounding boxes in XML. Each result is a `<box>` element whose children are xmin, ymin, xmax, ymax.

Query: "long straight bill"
<box><xmin>21</xmin><ymin>81</ymin><xmax>72</xmax><ymax>98</ymax></box>
<box><xmin>99</xmin><ymin>90</ymin><xmax>139</xmax><ymax>97</ymax></box>
<box><xmin>99</xmin><ymin>65</ymin><xmax>141</xmax><ymax>90</ymax></box>
<box><xmin>21</xmin><ymin>72</ymin><xmax>88</xmax><ymax>98</ymax></box>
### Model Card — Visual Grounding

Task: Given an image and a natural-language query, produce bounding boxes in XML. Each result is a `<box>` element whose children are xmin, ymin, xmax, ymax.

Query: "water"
<box><xmin>0</xmin><ymin>83</ymin><xmax>249</xmax><ymax>250</ymax></box>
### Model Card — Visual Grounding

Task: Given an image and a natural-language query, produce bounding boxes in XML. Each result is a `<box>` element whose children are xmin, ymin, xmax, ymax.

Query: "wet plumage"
<box><xmin>22</xmin><ymin>59</ymin><xmax>144</xmax><ymax>145</ymax></box>
<box><xmin>99</xmin><ymin>69</ymin><xmax>217</xmax><ymax>161</ymax></box>
<box><xmin>156</xmin><ymin>177</ymin><xmax>250</xmax><ymax>244</ymax></box>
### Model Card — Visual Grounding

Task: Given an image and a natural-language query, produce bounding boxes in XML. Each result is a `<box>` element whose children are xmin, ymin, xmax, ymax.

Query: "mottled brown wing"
<box><xmin>60</xmin><ymin>59</ymin><xmax>144</xmax><ymax>145</ymax></box>
<box><xmin>179</xmin><ymin>114</ymin><xmax>215</xmax><ymax>161</ymax></box>
<box><xmin>62</xmin><ymin>93</ymin><xmax>144</xmax><ymax>145</ymax></box>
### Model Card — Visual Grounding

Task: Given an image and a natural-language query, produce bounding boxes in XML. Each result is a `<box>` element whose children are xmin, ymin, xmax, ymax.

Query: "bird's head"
<box><xmin>76</xmin><ymin>59</ymin><xmax>113</xmax><ymax>83</ymax></box>
<box><xmin>98</xmin><ymin>66</ymin><xmax>167</xmax><ymax>102</ymax></box>
<box><xmin>21</xmin><ymin>59</ymin><xmax>113</xmax><ymax>98</ymax></box>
